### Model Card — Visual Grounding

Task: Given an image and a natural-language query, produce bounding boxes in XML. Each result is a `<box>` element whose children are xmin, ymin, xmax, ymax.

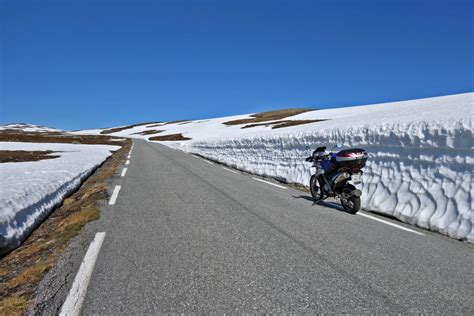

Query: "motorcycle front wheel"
<box><xmin>341</xmin><ymin>196</ymin><xmax>361</xmax><ymax>214</ymax></box>
<box><xmin>310</xmin><ymin>175</ymin><xmax>323</xmax><ymax>201</ymax></box>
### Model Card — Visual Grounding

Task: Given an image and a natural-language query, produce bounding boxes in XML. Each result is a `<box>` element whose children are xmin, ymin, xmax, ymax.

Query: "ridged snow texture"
<box><xmin>186</xmin><ymin>120</ymin><xmax>473</xmax><ymax>242</ymax></box>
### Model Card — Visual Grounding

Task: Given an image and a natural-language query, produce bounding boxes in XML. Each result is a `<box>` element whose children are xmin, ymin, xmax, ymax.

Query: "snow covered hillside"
<box><xmin>0</xmin><ymin>142</ymin><xmax>119</xmax><ymax>255</ymax></box>
<box><xmin>0</xmin><ymin>123</ymin><xmax>62</xmax><ymax>133</ymax></box>
<box><xmin>74</xmin><ymin>93</ymin><xmax>473</xmax><ymax>241</ymax></box>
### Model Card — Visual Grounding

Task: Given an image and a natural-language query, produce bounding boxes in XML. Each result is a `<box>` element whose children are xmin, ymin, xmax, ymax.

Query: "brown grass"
<box><xmin>146</xmin><ymin>123</ymin><xmax>165</xmax><ymax>128</ymax></box>
<box><xmin>131</xmin><ymin>129</ymin><xmax>164</xmax><ymax>136</ymax></box>
<box><xmin>241</xmin><ymin>119</ymin><xmax>327</xmax><ymax>129</ymax></box>
<box><xmin>223</xmin><ymin>108</ymin><xmax>314</xmax><ymax>126</ymax></box>
<box><xmin>4</xmin><ymin>257</ymin><xmax>55</xmax><ymax>290</ymax></box>
<box><xmin>0</xmin><ymin>137</ymin><xmax>131</xmax><ymax>314</ymax></box>
<box><xmin>0</xmin><ymin>295</ymin><xmax>28</xmax><ymax>316</ymax></box>
<box><xmin>0</xmin><ymin>150</ymin><xmax>60</xmax><ymax>163</ymax></box>
<box><xmin>0</xmin><ymin>131</ymin><xmax>126</xmax><ymax>146</ymax></box>
<box><xmin>100</xmin><ymin>122</ymin><xmax>160</xmax><ymax>135</ymax></box>
<box><xmin>272</xmin><ymin>119</ymin><xmax>328</xmax><ymax>129</ymax></box>
<box><xmin>164</xmin><ymin>120</ymin><xmax>191</xmax><ymax>125</ymax></box>
<box><xmin>0</xmin><ymin>128</ymin><xmax>63</xmax><ymax>135</ymax></box>
<box><xmin>148</xmin><ymin>133</ymin><xmax>192</xmax><ymax>141</ymax></box>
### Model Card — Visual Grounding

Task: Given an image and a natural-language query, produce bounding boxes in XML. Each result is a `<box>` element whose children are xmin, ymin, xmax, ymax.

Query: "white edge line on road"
<box><xmin>204</xmin><ymin>160</ymin><xmax>214</xmax><ymax>165</ymax></box>
<box><xmin>125</xmin><ymin>160</ymin><xmax>130</xmax><ymax>165</ymax></box>
<box><xmin>191</xmin><ymin>154</ymin><xmax>200</xmax><ymax>159</ymax></box>
<box><xmin>358</xmin><ymin>212</ymin><xmax>425</xmax><ymax>236</ymax></box>
<box><xmin>108</xmin><ymin>185</ymin><xmax>121</xmax><ymax>205</ymax></box>
<box><xmin>127</xmin><ymin>154</ymin><xmax>131</xmax><ymax>159</ymax></box>
<box><xmin>223</xmin><ymin>167</ymin><xmax>239</xmax><ymax>174</ymax></box>
<box><xmin>252</xmin><ymin>177</ymin><xmax>287</xmax><ymax>189</ymax></box>
<box><xmin>121</xmin><ymin>167</ymin><xmax>128</xmax><ymax>177</ymax></box>
<box><xmin>59</xmin><ymin>232</ymin><xmax>106</xmax><ymax>316</ymax></box>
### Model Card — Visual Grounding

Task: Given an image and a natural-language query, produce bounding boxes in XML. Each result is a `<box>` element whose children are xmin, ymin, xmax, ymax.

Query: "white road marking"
<box><xmin>204</xmin><ymin>160</ymin><xmax>214</xmax><ymax>165</ymax></box>
<box><xmin>223</xmin><ymin>167</ymin><xmax>239</xmax><ymax>174</ymax></box>
<box><xmin>252</xmin><ymin>177</ymin><xmax>287</xmax><ymax>189</ymax></box>
<box><xmin>121</xmin><ymin>168</ymin><xmax>128</xmax><ymax>177</ymax></box>
<box><xmin>358</xmin><ymin>212</ymin><xmax>425</xmax><ymax>236</ymax></box>
<box><xmin>125</xmin><ymin>160</ymin><xmax>130</xmax><ymax>165</ymax></box>
<box><xmin>192</xmin><ymin>154</ymin><xmax>200</xmax><ymax>159</ymax></box>
<box><xmin>127</xmin><ymin>154</ymin><xmax>131</xmax><ymax>159</ymax></box>
<box><xmin>59</xmin><ymin>232</ymin><xmax>106</xmax><ymax>316</ymax></box>
<box><xmin>108</xmin><ymin>185</ymin><xmax>121</xmax><ymax>205</ymax></box>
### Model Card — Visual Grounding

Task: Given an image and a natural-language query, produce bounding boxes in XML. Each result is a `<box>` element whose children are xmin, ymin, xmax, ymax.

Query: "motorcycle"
<box><xmin>305</xmin><ymin>145</ymin><xmax>368</xmax><ymax>214</ymax></box>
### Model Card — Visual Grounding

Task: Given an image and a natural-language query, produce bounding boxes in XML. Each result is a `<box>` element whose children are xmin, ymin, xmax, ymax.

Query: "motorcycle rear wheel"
<box><xmin>341</xmin><ymin>196</ymin><xmax>361</xmax><ymax>214</ymax></box>
<box><xmin>310</xmin><ymin>175</ymin><xmax>323</xmax><ymax>201</ymax></box>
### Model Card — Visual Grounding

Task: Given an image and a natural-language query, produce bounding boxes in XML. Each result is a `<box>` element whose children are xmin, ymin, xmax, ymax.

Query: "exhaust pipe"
<box><xmin>333</xmin><ymin>172</ymin><xmax>350</xmax><ymax>185</ymax></box>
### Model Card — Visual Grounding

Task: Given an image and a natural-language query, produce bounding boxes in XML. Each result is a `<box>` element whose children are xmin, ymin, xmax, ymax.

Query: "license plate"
<box><xmin>352</xmin><ymin>173</ymin><xmax>362</xmax><ymax>184</ymax></box>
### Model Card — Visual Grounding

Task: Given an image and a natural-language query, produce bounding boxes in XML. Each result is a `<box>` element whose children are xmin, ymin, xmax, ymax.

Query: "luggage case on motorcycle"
<box><xmin>335</xmin><ymin>148</ymin><xmax>368</xmax><ymax>169</ymax></box>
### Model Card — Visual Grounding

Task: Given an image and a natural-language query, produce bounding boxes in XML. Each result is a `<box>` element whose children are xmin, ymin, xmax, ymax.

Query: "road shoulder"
<box><xmin>0</xmin><ymin>139</ymin><xmax>131</xmax><ymax>315</ymax></box>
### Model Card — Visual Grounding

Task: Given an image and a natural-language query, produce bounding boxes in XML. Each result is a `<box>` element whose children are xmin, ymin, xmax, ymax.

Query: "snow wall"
<box><xmin>0</xmin><ymin>167</ymin><xmax>97</xmax><ymax>255</ymax></box>
<box><xmin>0</xmin><ymin>143</ymin><xmax>118</xmax><ymax>256</ymax></box>
<box><xmin>181</xmin><ymin>120</ymin><xmax>473</xmax><ymax>242</ymax></box>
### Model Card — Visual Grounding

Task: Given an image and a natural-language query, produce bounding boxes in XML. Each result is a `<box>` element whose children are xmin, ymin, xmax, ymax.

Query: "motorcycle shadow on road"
<box><xmin>293</xmin><ymin>195</ymin><xmax>355</xmax><ymax>214</ymax></box>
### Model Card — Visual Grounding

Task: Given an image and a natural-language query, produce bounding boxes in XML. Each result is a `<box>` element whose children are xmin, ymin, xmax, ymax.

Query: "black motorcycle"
<box><xmin>305</xmin><ymin>145</ymin><xmax>368</xmax><ymax>214</ymax></box>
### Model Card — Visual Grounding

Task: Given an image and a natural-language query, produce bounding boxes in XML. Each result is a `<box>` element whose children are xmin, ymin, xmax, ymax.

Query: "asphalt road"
<box><xmin>44</xmin><ymin>140</ymin><xmax>474</xmax><ymax>313</ymax></box>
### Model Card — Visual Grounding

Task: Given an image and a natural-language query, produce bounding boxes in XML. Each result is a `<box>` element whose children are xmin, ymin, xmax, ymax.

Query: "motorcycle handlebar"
<box><xmin>305</xmin><ymin>154</ymin><xmax>330</xmax><ymax>162</ymax></box>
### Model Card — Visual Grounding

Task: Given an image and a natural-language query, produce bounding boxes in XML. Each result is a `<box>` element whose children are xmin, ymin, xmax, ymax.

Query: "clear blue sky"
<box><xmin>1</xmin><ymin>0</ymin><xmax>473</xmax><ymax>130</ymax></box>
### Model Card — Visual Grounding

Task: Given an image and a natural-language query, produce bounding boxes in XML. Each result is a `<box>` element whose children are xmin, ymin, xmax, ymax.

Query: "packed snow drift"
<box><xmin>0</xmin><ymin>142</ymin><xmax>119</xmax><ymax>255</ymax></box>
<box><xmin>76</xmin><ymin>93</ymin><xmax>473</xmax><ymax>241</ymax></box>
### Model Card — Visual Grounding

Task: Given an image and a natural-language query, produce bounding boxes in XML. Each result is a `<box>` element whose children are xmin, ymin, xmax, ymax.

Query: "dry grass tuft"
<box><xmin>272</xmin><ymin>119</ymin><xmax>328</xmax><ymax>129</ymax></box>
<box><xmin>0</xmin><ymin>131</ymin><xmax>125</xmax><ymax>146</ymax></box>
<box><xmin>0</xmin><ymin>150</ymin><xmax>60</xmax><ymax>163</ymax></box>
<box><xmin>0</xmin><ymin>295</ymin><xmax>28</xmax><ymax>316</ymax></box>
<box><xmin>149</xmin><ymin>133</ymin><xmax>192</xmax><ymax>141</ymax></box>
<box><xmin>57</xmin><ymin>203</ymin><xmax>99</xmax><ymax>233</ymax></box>
<box><xmin>223</xmin><ymin>108</ymin><xmax>314</xmax><ymax>126</ymax></box>
<box><xmin>5</xmin><ymin>256</ymin><xmax>55</xmax><ymax>290</ymax></box>
<box><xmin>100</xmin><ymin>122</ymin><xmax>160</xmax><ymax>134</ymax></box>
<box><xmin>164</xmin><ymin>120</ymin><xmax>191</xmax><ymax>125</ymax></box>
<box><xmin>131</xmin><ymin>129</ymin><xmax>164</xmax><ymax>136</ymax></box>
<box><xmin>242</xmin><ymin>119</ymin><xmax>328</xmax><ymax>129</ymax></box>
<box><xmin>0</xmin><ymin>137</ymin><xmax>131</xmax><ymax>314</ymax></box>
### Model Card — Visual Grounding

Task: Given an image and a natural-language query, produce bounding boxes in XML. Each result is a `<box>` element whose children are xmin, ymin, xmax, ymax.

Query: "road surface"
<box><xmin>37</xmin><ymin>139</ymin><xmax>474</xmax><ymax>314</ymax></box>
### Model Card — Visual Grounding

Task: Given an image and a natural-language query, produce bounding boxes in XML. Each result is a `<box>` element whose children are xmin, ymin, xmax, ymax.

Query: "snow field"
<box><xmin>0</xmin><ymin>142</ymin><xmax>120</xmax><ymax>254</ymax></box>
<box><xmin>0</xmin><ymin>123</ymin><xmax>62</xmax><ymax>133</ymax></box>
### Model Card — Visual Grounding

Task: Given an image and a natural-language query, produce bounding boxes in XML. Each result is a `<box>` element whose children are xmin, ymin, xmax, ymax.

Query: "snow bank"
<box><xmin>0</xmin><ymin>142</ymin><xmax>119</xmax><ymax>255</ymax></box>
<box><xmin>184</xmin><ymin>120</ymin><xmax>472</xmax><ymax>241</ymax></box>
<box><xmin>176</xmin><ymin>93</ymin><xmax>473</xmax><ymax>242</ymax></box>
